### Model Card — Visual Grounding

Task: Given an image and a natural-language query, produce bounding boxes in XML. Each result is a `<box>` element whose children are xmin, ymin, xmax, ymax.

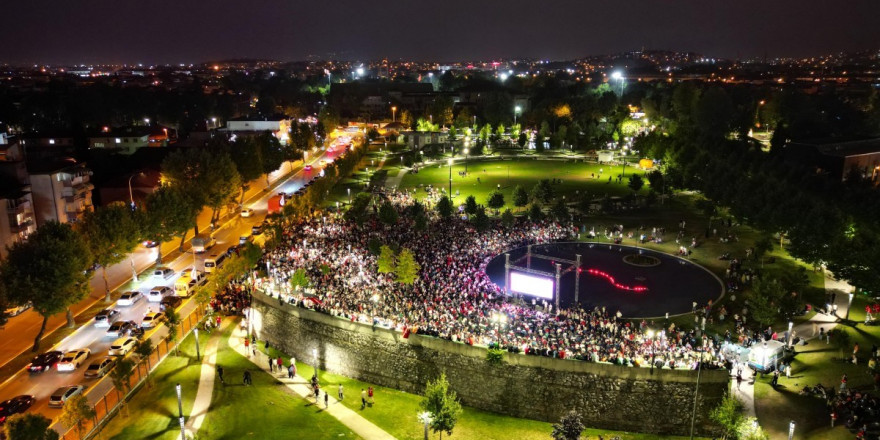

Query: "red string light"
<box><xmin>585</xmin><ymin>268</ymin><xmax>648</xmax><ymax>292</ymax></box>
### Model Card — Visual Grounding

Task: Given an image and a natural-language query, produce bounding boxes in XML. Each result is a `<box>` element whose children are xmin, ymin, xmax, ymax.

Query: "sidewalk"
<box><xmin>227</xmin><ymin>324</ymin><xmax>396</xmax><ymax>440</ymax></box>
<box><xmin>186</xmin><ymin>319</ymin><xmax>232</xmax><ymax>435</ymax></box>
<box><xmin>733</xmin><ymin>274</ymin><xmax>853</xmax><ymax>418</ymax></box>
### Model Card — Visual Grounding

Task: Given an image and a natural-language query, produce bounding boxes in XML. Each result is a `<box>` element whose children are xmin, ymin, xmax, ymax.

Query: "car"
<box><xmin>160</xmin><ymin>296</ymin><xmax>182</xmax><ymax>310</ymax></box>
<box><xmin>4</xmin><ymin>303</ymin><xmax>32</xmax><ymax>317</ymax></box>
<box><xmin>142</xmin><ymin>240</ymin><xmax>158</xmax><ymax>248</ymax></box>
<box><xmin>84</xmin><ymin>357</ymin><xmax>117</xmax><ymax>379</ymax></box>
<box><xmin>27</xmin><ymin>351</ymin><xmax>63</xmax><ymax>373</ymax></box>
<box><xmin>141</xmin><ymin>312</ymin><xmax>164</xmax><ymax>328</ymax></box>
<box><xmin>56</xmin><ymin>349</ymin><xmax>91</xmax><ymax>372</ymax></box>
<box><xmin>240</xmin><ymin>208</ymin><xmax>254</xmax><ymax>218</ymax></box>
<box><xmin>147</xmin><ymin>286</ymin><xmax>172</xmax><ymax>302</ymax></box>
<box><xmin>116</xmin><ymin>291</ymin><xmax>143</xmax><ymax>306</ymax></box>
<box><xmin>304</xmin><ymin>164</ymin><xmax>313</xmax><ymax>171</ymax></box>
<box><xmin>106</xmin><ymin>320</ymin><xmax>142</xmax><ymax>339</ymax></box>
<box><xmin>152</xmin><ymin>267</ymin><xmax>174</xmax><ymax>281</ymax></box>
<box><xmin>251</xmin><ymin>225</ymin><xmax>262</xmax><ymax>235</ymax></box>
<box><xmin>94</xmin><ymin>309</ymin><xmax>120</xmax><ymax>328</ymax></box>
<box><xmin>48</xmin><ymin>386</ymin><xmax>85</xmax><ymax>408</ymax></box>
<box><xmin>239</xmin><ymin>235</ymin><xmax>250</xmax><ymax>245</ymax></box>
<box><xmin>108</xmin><ymin>337</ymin><xmax>137</xmax><ymax>356</ymax></box>
<box><xmin>0</xmin><ymin>395</ymin><xmax>35</xmax><ymax>424</ymax></box>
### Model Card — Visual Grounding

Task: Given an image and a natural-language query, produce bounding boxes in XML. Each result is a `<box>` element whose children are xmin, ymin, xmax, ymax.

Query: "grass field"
<box><xmin>101</xmin><ymin>322</ymin><xmax>357</xmax><ymax>440</ymax></box>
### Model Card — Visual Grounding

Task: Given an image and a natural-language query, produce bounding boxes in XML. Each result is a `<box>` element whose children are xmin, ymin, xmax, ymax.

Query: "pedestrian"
<box><xmin>819</xmin><ymin>327</ymin><xmax>826</xmax><ymax>343</ymax></box>
<box><xmin>243</xmin><ymin>369</ymin><xmax>252</xmax><ymax>386</ymax></box>
<box><xmin>771</xmin><ymin>369</ymin><xmax>779</xmax><ymax>387</ymax></box>
<box><xmin>276</xmin><ymin>356</ymin><xmax>283</xmax><ymax>373</ymax></box>
<box><xmin>251</xmin><ymin>334</ymin><xmax>256</xmax><ymax>345</ymax></box>
<box><xmin>361</xmin><ymin>389</ymin><xmax>367</xmax><ymax>410</ymax></box>
<box><xmin>217</xmin><ymin>365</ymin><xmax>225</xmax><ymax>384</ymax></box>
<box><xmin>244</xmin><ymin>338</ymin><xmax>250</xmax><ymax>357</ymax></box>
<box><xmin>338</xmin><ymin>384</ymin><xmax>344</xmax><ymax>401</ymax></box>
<box><xmin>736</xmin><ymin>370</ymin><xmax>743</xmax><ymax>390</ymax></box>
<box><xmin>216</xmin><ymin>315</ymin><xmax>221</xmax><ymax>327</ymax></box>
<box><xmin>812</xmin><ymin>322</ymin><xmax>818</xmax><ymax>337</ymax></box>
<box><xmin>268</xmin><ymin>357</ymin><xmax>274</xmax><ymax>372</ymax></box>
<box><xmin>265</xmin><ymin>340</ymin><xmax>270</xmax><ymax>350</ymax></box>
<box><xmin>324</xmin><ymin>391</ymin><xmax>329</xmax><ymax>409</ymax></box>
<box><xmin>831</xmin><ymin>411</ymin><xmax>837</xmax><ymax>427</ymax></box>
<box><xmin>840</xmin><ymin>374</ymin><xmax>848</xmax><ymax>392</ymax></box>
<box><xmin>368</xmin><ymin>386</ymin><xmax>374</xmax><ymax>406</ymax></box>
<box><xmin>287</xmin><ymin>364</ymin><xmax>296</xmax><ymax>379</ymax></box>
<box><xmin>785</xmin><ymin>363</ymin><xmax>791</xmax><ymax>379</ymax></box>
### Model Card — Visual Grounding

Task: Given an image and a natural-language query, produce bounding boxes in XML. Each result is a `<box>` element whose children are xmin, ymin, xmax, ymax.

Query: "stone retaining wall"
<box><xmin>253</xmin><ymin>292</ymin><xmax>727</xmax><ymax>436</ymax></box>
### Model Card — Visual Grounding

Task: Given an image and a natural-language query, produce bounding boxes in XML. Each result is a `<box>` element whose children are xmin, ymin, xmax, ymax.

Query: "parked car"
<box><xmin>94</xmin><ymin>309</ymin><xmax>120</xmax><ymax>328</ymax></box>
<box><xmin>108</xmin><ymin>337</ymin><xmax>137</xmax><ymax>356</ymax></box>
<box><xmin>152</xmin><ymin>267</ymin><xmax>175</xmax><ymax>281</ymax></box>
<box><xmin>116</xmin><ymin>291</ymin><xmax>143</xmax><ymax>306</ymax></box>
<box><xmin>251</xmin><ymin>224</ymin><xmax>262</xmax><ymax>235</ymax></box>
<box><xmin>147</xmin><ymin>286</ymin><xmax>172</xmax><ymax>302</ymax></box>
<box><xmin>0</xmin><ymin>395</ymin><xmax>35</xmax><ymax>424</ymax></box>
<box><xmin>240</xmin><ymin>208</ymin><xmax>254</xmax><ymax>218</ymax></box>
<box><xmin>160</xmin><ymin>296</ymin><xmax>182</xmax><ymax>310</ymax></box>
<box><xmin>4</xmin><ymin>303</ymin><xmax>32</xmax><ymax>317</ymax></box>
<box><xmin>56</xmin><ymin>349</ymin><xmax>91</xmax><ymax>372</ymax></box>
<box><xmin>141</xmin><ymin>312</ymin><xmax>164</xmax><ymax>329</ymax></box>
<box><xmin>27</xmin><ymin>351</ymin><xmax>63</xmax><ymax>373</ymax></box>
<box><xmin>84</xmin><ymin>357</ymin><xmax>117</xmax><ymax>379</ymax></box>
<box><xmin>304</xmin><ymin>164</ymin><xmax>313</xmax><ymax>171</ymax></box>
<box><xmin>48</xmin><ymin>386</ymin><xmax>85</xmax><ymax>408</ymax></box>
<box><xmin>142</xmin><ymin>240</ymin><xmax>158</xmax><ymax>248</ymax></box>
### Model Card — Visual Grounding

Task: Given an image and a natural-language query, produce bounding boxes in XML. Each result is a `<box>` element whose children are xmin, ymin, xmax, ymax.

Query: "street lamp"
<box><xmin>447</xmin><ymin>158</ymin><xmax>453</xmax><ymax>198</ymax></box>
<box><xmin>312</xmin><ymin>348</ymin><xmax>318</xmax><ymax>380</ymax></box>
<box><xmin>391</xmin><ymin>106</ymin><xmax>397</xmax><ymax>122</ymax></box>
<box><xmin>647</xmin><ymin>330</ymin><xmax>656</xmax><ymax>375</ymax></box>
<box><xmin>514</xmin><ymin>106</ymin><xmax>521</xmax><ymax>125</ymax></box>
<box><xmin>788</xmin><ymin>420</ymin><xmax>795</xmax><ymax>440</ymax></box>
<box><xmin>463</xmin><ymin>148</ymin><xmax>469</xmax><ymax>174</ymax></box>
<box><xmin>846</xmin><ymin>292</ymin><xmax>854</xmax><ymax>320</ymax></box>
<box><xmin>689</xmin><ymin>338</ymin><xmax>708</xmax><ymax>440</ymax></box>
<box><xmin>347</xmin><ymin>187</ymin><xmax>351</xmax><ymax>204</ymax></box>
<box><xmin>194</xmin><ymin>328</ymin><xmax>200</xmax><ymax>361</ymax></box>
<box><xmin>611</xmin><ymin>71</ymin><xmax>624</xmax><ymax>96</ymax></box>
<box><xmin>418</xmin><ymin>411</ymin><xmax>433</xmax><ymax>440</ymax></box>
<box><xmin>128</xmin><ymin>172</ymin><xmax>145</xmax><ymax>210</ymax></box>
<box><xmin>787</xmin><ymin>321</ymin><xmax>794</xmax><ymax>348</ymax></box>
<box><xmin>175</xmin><ymin>383</ymin><xmax>185</xmax><ymax>440</ymax></box>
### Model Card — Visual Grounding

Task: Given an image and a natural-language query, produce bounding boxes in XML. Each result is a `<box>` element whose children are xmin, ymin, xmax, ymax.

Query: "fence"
<box><xmin>57</xmin><ymin>305</ymin><xmax>206</xmax><ymax>440</ymax></box>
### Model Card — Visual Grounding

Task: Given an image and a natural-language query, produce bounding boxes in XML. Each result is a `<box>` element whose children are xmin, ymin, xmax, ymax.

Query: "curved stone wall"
<box><xmin>252</xmin><ymin>292</ymin><xmax>727</xmax><ymax>436</ymax></box>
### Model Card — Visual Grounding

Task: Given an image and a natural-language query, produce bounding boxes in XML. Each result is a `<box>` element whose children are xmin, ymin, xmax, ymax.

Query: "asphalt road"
<box><xmin>0</xmin><ymin>143</ymin><xmax>345</xmax><ymax>433</ymax></box>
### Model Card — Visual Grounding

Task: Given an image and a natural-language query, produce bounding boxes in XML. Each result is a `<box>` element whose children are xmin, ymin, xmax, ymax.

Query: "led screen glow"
<box><xmin>509</xmin><ymin>272</ymin><xmax>554</xmax><ymax>300</ymax></box>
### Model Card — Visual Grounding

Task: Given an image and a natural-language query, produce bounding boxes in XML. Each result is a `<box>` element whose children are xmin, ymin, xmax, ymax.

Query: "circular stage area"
<box><xmin>485</xmin><ymin>242</ymin><xmax>723</xmax><ymax>318</ymax></box>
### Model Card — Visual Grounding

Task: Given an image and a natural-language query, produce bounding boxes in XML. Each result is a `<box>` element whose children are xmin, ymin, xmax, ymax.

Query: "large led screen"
<box><xmin>509</xmin><ymin>272</ymin><xmax>554</xmax><ymax>300</ymax></box>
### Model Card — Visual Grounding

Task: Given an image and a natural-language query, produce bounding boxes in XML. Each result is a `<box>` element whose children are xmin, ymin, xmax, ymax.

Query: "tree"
<box><xmin>436</xmin><ymin>196</ymin><xmax>453</xmax><ymax>218</ymax></box>
<box><xmin>501</xmin><ymin>209</ymin><xmax>515</xmax><ymax>227</ymax></box>
<box><xmin>753</xmin><ymin>235</ymin><xmax>773</xmax><ymax>265</ymax></box>
<box><xmin>377</xmin><ymin>245</ymin><xmax>397</xmax><ymax>274</ymax></box>
<box><xmin>3</xmin><ymin>413</ymin><xmax>59</xmax><ymax>440</ymax></box>
<box><xmin>710</xmin><ymin>394</ymin><xmax>743</xmax><ymax>440</ymax></box>
<box><xmin>517</xmin><ymin>132</ymin><xmax>528</xmax><ymax>148</ymax></box>
<box><xmin>0</xmin><ymin>222</ymin><xmax>91</xmax><ymax>350</ymax></box>
<box><xmin>735</xmin><ymin>417</ymin><xmax>769</xmax><ymax>440</ymax></box>
<box><xmin>487</xmin><ymin>191</ymin><xmax>505</xmax><ymax>215</ymax></box>
<box><xmin>551</xmin><ymin>410</ymin><xmax>585</xmax><ymax>440</ymax></box>
<box><xmin>59</xmin><ymin>394</ymin><xmax>96</xmax><ymax>440</ymax></box>
<box><xmin>528</xmin><ymin>204</ymin><xmax>544</xmax><ymax>222</ymax></box>
<box><xmin>163</xmin><ymin>307</ymin><xmax>182</xmax><ymax>355</ymax></box>
<box><xmin>530</xmin><ymin>179</ymin><xmax>554</xmax><ymax>205</ymax></box>
<box><xmin>318</xmin><ymin>106</ymin><xmax>340</xmax><ymax>137</ymax></box>
<box><xmin>419</xmin><ymin>373</ymin><xmax>462</xmax><ymax>440</ymax></box>
<box><xmin>141</xmin><ymin>185</ymin><xmax>195</xmax><ymax>258</ymax></box>
<box><xmin>255</xmin><ymin>132</ymin><xmax>286</xmax><ymax>186</ymax></box>
<box><xmin>748</xmin><ymin>276</ymin><xmax>786</xmax><ymax>327</ymax></box>
<box><xmin>203</xmin><ymin>151</ymin><xmax>242</xmax><ymax>224</ymax></box>
<box><xmin>513</xmin><ymin>185</ymin><xmax>529</xmax><ymax>210</ymax></box>
<box><xmin>378</xmin><ymin>202</ymin><xmax>399</xmax><ymax>226</ymax></box>
<box><xmin>646</xmin><ymin>170</ymin><xmax>665</xmax><ymax>193</ymax></box>
<box><xmin>78</xmin><ymin>203</ymin><xmax>141</xmax><ymax>301</ymax></box>
<box><xmin>109</xmin><ymin>358</ymin><xmax>135</xmax><ymax>416</ymax></box>
<box><xmin>395</xmin><ymin>248</ymin><xmax>421</xmax><ymax>285</ymax></box>
<box><xmin>134</xmin><ymin>339</ymin><xmax>155</xmax><ymax>372</ymax></box>
<box><xmin>344</xmin><ymin>193</ymin><xmax>372</xmax><ymax>226</ymax></box>
<box><xmin>160</xmin><ymin>148</ymin><xmax>212</xmax><ymax>231</ymax></box>
<box><xmin>627</xmin><ymin>174</ymin><xmax>644</xmax><ymax>193</ymax></box>
<box><xmin>289</xmin><ymin>268</ymin><xmax>311</xmax><ymax>290</ymax></box>
<box><xmin>551</xmin><ymin>198</ymin><xmax>569</xmax><ymax>221</ymax></box>
<box><xmin>472</xmin><ymin>206</ymin><xmax>490</xmax><ymax>231</ymax></box>
<box><xmin>464</xmin><ymin>195</ymin><xmax>478</xmax><ymax>215</ymax></box>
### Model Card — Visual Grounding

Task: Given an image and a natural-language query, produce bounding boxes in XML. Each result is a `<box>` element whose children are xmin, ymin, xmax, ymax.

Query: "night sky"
<box><xmin>3</xmin><ymin>0</ymin><xmax>879</xmax><ymax>64</ymax></box>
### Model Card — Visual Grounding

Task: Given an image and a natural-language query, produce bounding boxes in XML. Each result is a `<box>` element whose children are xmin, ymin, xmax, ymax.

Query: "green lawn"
<box><xmin>101</xmin><ymin>322</ymin><xmax>358</xmax><ymax>440</ymax></box>
<box><xmin>255</xmin><ymin>337</ymin><xmax>707</xmax><ymax>440</ymax></box>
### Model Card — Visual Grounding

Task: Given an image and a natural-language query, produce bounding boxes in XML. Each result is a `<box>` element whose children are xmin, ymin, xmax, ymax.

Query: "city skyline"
<box><xmin>2</xmin><ymin>0</ymin><xmax>879</xmax><ymax>65</ymax></box>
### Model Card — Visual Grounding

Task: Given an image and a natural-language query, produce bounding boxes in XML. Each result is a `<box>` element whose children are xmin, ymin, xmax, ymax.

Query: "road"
<box><xmin>0</xmin><ymin>143</ymin><xmax>344</xmax><ymax>433</ymax></box>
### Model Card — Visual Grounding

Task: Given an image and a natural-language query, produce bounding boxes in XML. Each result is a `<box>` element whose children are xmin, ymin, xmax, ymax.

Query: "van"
<box><xmin>204</xmin><ymin>253</ymin><xmax>226</xmax><ymax>273</ymax></box>
<box><xmin>174</xmin><ymin>270</ymin><xmax>204</xmax><ymax>297</ymax></box>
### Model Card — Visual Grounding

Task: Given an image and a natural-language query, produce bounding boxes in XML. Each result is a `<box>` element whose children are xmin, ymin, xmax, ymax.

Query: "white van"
<box><xmin>192</xmin><ymin>235</ymin><xmax>216</xmax><ymax>254</ymax></box>
<box><xmin>204</xmin><ymin>253</ymin><xmax>226</xmax><ymax>273</ymax></box>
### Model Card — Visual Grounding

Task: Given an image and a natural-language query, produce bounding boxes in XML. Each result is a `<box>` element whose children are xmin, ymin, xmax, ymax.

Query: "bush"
<box><xmin>486</xmin><ymin>347</ymin><xmax>505</xmax><ymax>366</ymax></box>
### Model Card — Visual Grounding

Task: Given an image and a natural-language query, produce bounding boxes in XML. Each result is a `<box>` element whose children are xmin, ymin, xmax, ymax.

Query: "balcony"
<box><xmin>6</xmin><ymin>199</ymin><xmax>31</xmax><ymax>215</ymax></box>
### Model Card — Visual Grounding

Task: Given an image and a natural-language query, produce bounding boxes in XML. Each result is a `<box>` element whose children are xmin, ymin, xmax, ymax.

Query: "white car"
<box><xmin>48</xmin><ymin>385</ymin><xmax>84</xmax><ymax>408</ymax></box>
<box><xmin>56</xmin><ymin>349</ymin><xmax>91</xmax><ymax>372</ymax></box>
<box><xmin>240</xmin><ymin>208</ymin><xmax>254</xmax><ymax>218</ymax></box>
<box><xmin>117</xmin><ymin>291</ymin><xmax>143</xmax><ymax>306</ymax></box>
<box><xmin>141</xmin><ymin>312</ymin><xmax>164</xmax><ymax>328</ymax></box>
<box><xmin>93</xmin><ymin>309</ymin><xmax>120</xmax><ymax>328</ymax></box>
<box><xmin>108</xmin><ymin>337</ymin><xmax>137</xmax><ymax>356</ymax></box>
<box><xmin>147</xmin><ymin>286</ymin><xmax>172</xmax><ymax>302</ymax></box>
<box><xmin>152</xmin><ymin>267</ymin><xmax>175</xmax><ymax>281</ymax></box>
<box><xmin>84</xmin><ymin>357</ymin><xmax>116</xmax><ymax>379</ymax></box>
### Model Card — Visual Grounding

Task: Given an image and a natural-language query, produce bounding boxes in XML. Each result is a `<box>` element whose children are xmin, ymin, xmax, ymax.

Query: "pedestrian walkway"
<box><xmin>186</xmin><ymin>319</ymin><xmax>232</xmax><ymax>435</ymax></box>
<box><xmin>733</xmin><ymin>274</ymin><xmax>853</xmax><ymax>418</ymax></box>
<box><xmin>227</xmin><ymin>324</ymin><xmax>396</xmax><ymax>440</ymax></box>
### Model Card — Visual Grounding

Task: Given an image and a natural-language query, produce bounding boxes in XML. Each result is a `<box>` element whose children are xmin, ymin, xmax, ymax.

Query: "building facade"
<box><xmin>28</xmin><ymin>160</ymin><xmax>94</xmax><ymax>225</ymax></box>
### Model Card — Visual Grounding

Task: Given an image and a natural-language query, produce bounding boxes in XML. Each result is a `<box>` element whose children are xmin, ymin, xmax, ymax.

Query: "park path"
<box><xmin>228</xmin><ymin>324</ymin><xmax>397</xmax><ymax>440</ymax></box>
<box><xmin>733</xmin><ymin>274</ymin><xmax>853</xmax><ymax>418</ymax></box>
<box><xmin>186</xmin><ymin>318</ymin><xmax>233</xmax><ymax>435</ymax></box>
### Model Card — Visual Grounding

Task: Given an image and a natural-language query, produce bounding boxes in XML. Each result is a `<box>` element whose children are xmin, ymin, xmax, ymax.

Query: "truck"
<box><xmin>268</xmin><ymin>194</ymin><xmax>285</xmax><ymax>215</ymax></box>
<box><xmin>191</xmin><ymin>234</ymin><xmax>216</xmax><ymax>254</ymax></box>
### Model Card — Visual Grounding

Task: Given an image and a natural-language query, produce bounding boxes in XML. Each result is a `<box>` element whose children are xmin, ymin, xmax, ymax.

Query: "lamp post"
<box><xmin>647</xmin><ymin>330</ymin><xmax>656</xmax><ymax>375</ymax></box>
<box><xmin>514</xmin><ymin>106</ymin><xmax>521</xmax><ymax>125</ymax></box>
<box><xmin>447</xmin><ymin>158</ymin><xmax>453</xmax><ymax>198</ymax></box>
<box><xmin>347</xmin><ymin>187</ymin><xmax>351</xmax><ymax>204</ymax></box>
<box><xmin>128</xmin><ymin>172</ymin><xmax>145</xmax><ymax>210</ymax></box>
<box><xmin>312</xmin><ymin>348</ymin><xmax>318</xmax><ymax>380</ymax></box>
<box><xmin>464</xmin><ymin>148</ymin><xmax>469</xmax><ymax>174</ymax></box>
<box><xmin>788</xmin><ymin>420</ymin><xmax>795</xmax><ymax>440</ymax></box>
<box><xmin>418</xmin><ymin>411</ymin><xmax>433</xmax><ymax>440</ymax></box>
<box><xmin>611</xmin><ymin>71</ymin><xmax>624</xmax><ymax>96</ymax></box>
<box><xmin>194</xmin><ymin>328</ymin><xmax>200</xmax><ymax>361</ymax></box>
<box><xmin>391</xmin><ymin>106</ymin><xmax>397</xmax><ymax>122</ymax></box>
<box><xmin>689</xmin><ymin>338</ymin><xmax>707</xmax><ymax>440</ymax></box>
<box><xmin>787</xmin><ymin>321</ymin><xmax>794</xmax><ymax>348</ymax></box>
<box><xmin>175</xmin><ymin>383</ymin><xmax>185</xmax><ymax>440</ymax></box>
<box><xmin>846</xmin><ymin>292</ymin><xmax>854</xmax><ymax>320</ymax></box>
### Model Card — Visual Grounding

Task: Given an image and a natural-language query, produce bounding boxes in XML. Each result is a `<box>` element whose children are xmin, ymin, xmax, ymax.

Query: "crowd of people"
<box><xmin>245</xmin><ymin>192</ymin><xmax>723</xmax><ymax>370</ymax></box>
